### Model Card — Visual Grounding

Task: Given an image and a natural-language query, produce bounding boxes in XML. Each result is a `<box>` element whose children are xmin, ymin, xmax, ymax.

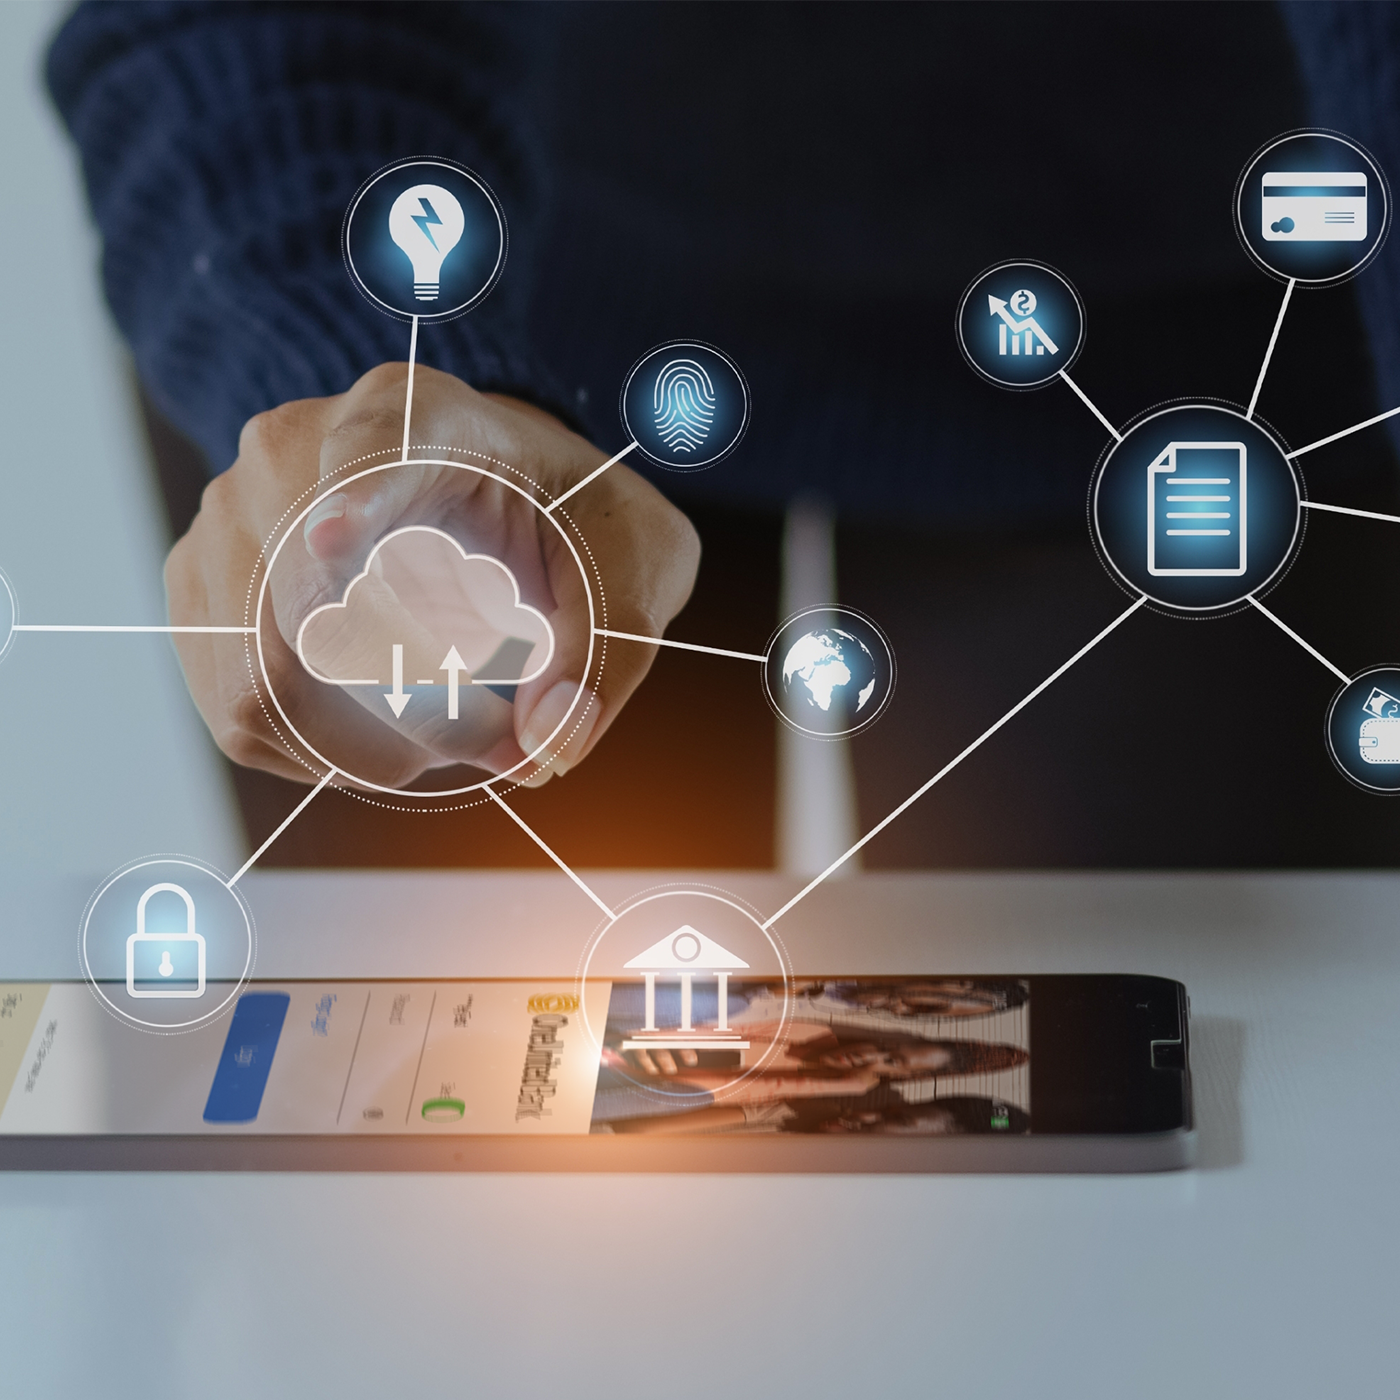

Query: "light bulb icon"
<box><xmin>387</xmin><ymin>184</ymin><xmax>466</xmax><ymax>302</ymax></box>
<box><xmin>158</xmin><ymin>950</ymin><xmax>174</xmax><ymax>977</ymax></box>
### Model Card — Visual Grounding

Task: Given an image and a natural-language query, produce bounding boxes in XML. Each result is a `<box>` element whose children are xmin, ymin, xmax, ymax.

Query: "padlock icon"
<box><xmin>126</xmin><ymin>883</ymin><xmax>206</xmax><ymax>999</ymax></box>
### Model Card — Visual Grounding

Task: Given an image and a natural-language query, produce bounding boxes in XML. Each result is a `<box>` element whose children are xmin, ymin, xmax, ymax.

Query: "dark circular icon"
<box><xmin>343</xmin><ymin>157</ymin><xmax>506</xmax><ymax>322</ymax></box>
<box><xmin>1326</xmin><ymin>667</ymin><xmax>1400</xmax><ymax>793</ymax></box>
<box><xmin>956</xmin><ymin>260</ymin><xmax>1085</xmax><ymax>390</ymax></box>
<box><xmin>1090</xmin><ymin>403</ymin><xmax>1302</xmax><ymax>613</ymax></box>
<box><xmin>763</xmin><ymin>606</ymin><xmax>895</xmax><ymax>739</ymax></box>
<box><xmin>1235</xmin><ymin>129</ymin><xmax>1390</xmax><ymax>285</ymax></box>
<box><xmin>620</xmin><ymin>341</ymin><xmax>750</xmax><ymax>470</ymax></box>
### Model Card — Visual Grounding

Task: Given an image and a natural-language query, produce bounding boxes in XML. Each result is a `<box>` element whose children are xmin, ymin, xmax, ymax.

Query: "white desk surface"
<box><xmin>0</xmin><ymin>865</ymin><xmax>1397</xmax><ymax>1399</ymax></box>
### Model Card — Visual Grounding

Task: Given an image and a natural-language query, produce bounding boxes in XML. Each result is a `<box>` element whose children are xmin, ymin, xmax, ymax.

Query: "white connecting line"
<box><xmin>1246</xmin><ymin>596</ymin><xmax>1349</xmax><ymax>685</ymax></box>
<box><xmin>14</xmin><ymin>625</ymin><xmax>254</xmax><ymax>633</ymax></box>
<box><xmin>225</xmin><ymin>767</ymin><xmax>339</xmax><ymax>889</ymax></box>
<box><xmin>1058</xmin><ymin>370</ymin><xmax>1122</xmax><ymax>442</ymax></box>
<box><xmin>216</xmin><ymin>311</ymin><xmax>640</xmax><ymax>914</ymax></box>
<box><xmin>761</xmin><ymin>593</ymin><xmax>1149</xmax><ymax>930</ymax></box>
<box><xmin>1288</xmin><ymin>403</ymin><xmax>1400</xmax><ymax>460</ymax></box>
<box><xmin>219</xmin><ymin>314</ymin><xmax>412</xmax><ymax>888</ymax></box>
<box><xmin>486</xmin><ymin>787</ymin><xmax>616</xmax><ymax>919</ymax></box>
<box><xmin>1247</xmin><ymin>278</ymin><xmax>1295</xmax><ymax>422</ymax></box>
<box><xmin>547</xmin><ymin>442</ymin><xmax>640</xmax><ymax>513</ymax></box>
<box><xmin>1300</xmin><ymin>500</ymin><xmax>1400</xmax><ymax>526</ymax></box>
<box><xmin>594</xmin><ymin>628</ymin><xmax>768</xmax><ymax>663</ymax></box>
<box><xmin>204</xmin><ymin>296</ymin><xmax>1399</xmax><ymax>925</ymax></box>
<box><xmin>401</xmin><ymin>315</ymin><xmax>420</xmax><ymax>462</ymax></box>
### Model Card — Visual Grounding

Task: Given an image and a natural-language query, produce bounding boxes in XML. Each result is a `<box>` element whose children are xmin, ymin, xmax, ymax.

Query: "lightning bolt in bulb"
<box><xmin>388</xmin><ymin>184</ymin><xmax>466</xmax><ymax>302</ymax></box>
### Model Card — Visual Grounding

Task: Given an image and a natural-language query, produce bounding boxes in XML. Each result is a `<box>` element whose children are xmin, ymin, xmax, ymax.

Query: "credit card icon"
<box><xmin>1262</xmin><ymin>171</ymin><xmax>1367</xmax><ymax>242</ymax></box>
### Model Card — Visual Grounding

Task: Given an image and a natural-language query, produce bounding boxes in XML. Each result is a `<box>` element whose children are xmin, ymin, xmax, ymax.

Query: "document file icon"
<box><xmin>1146</xmin><ymin>442</ymin><xmax>1247</xmax><ymax>577</ymax></box>
<box><xmin>1262</xmin><ymin>172</ymin><xmax>1367</xmax><ymax>242</ymax></box>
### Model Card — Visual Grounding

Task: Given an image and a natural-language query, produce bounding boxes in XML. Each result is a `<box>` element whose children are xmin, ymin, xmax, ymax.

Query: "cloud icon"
<box><xmin>295</xmin><ymin>527</ymin><xmax>554</xmax><ymax>750</ymax></box>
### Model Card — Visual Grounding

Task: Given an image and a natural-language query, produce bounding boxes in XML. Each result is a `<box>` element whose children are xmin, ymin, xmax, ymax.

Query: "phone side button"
<box><xmin>1151</xmin><ymin>1039</ymin><xmax>1186</xmax><ymax>1071</ymax></box>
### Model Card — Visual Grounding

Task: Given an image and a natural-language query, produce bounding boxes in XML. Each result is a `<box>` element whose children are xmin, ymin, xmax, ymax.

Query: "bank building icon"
<box><xmin>620</xmin><ymin>926</ymin><xmax>750</xmax><ymax>1051</ymax></box>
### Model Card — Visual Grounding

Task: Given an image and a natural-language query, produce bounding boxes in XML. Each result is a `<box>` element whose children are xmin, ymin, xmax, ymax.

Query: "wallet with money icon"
<box><xmin>1359</xmin><ymin>687</ymin><xmax>1400</xmax><ymax>764</ymax></box>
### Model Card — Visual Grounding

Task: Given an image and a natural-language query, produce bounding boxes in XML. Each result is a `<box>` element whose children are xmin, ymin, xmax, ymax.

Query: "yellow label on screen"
<box><xmin>0</xmin><ymin>984</ymin><xmax>50</xmax><ymax>1115</ymax></box>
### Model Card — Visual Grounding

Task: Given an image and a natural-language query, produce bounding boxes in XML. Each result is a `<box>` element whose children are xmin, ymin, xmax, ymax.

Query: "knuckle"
<box><xmin>217</xmin><ymin>726</ymin><xmax>273</xmax><ymax>771</ymax></box>
<box><xmin>237</xmin><ymin>401</ymin><xmax>298</xmax><ymax>458</ymax></box>
<box><xmin>224</xmin><ymin>681</ymin><xmax>271</xmax><ymax>746</ymax></box>
<box><xmin>197</xmin><ymin>465</ymin><xmax>236</xmax><ymax>519</ymax></box>
<box><xmin>322</xmin><ymin>406</ymin><xmax>405</xmax><ymax>465</ymax></box>
<box><xmin>353</xmin><ymin>362</ymin><xmax>411</xmax><ymax>396</ymax></box>
<box><xmin>163</xmin><ymin>536</ymin><xmax>189</xmax><ymax>590</ymax></box>
<box><xmin>668</xmin><ymin>507</ymin><xmax>702</xmax><ymax>568</ymax></box>
<box><xmin>162</xmin><ymin>548</ymin><xmax>196</xmax><ymax>621</ymax></box>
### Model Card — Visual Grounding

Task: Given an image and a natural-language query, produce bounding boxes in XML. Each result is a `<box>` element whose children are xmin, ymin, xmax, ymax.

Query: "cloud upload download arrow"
<box><xmin>440</xmin><ymin>645</ymin><xmax>468</xmax><ymax>720</ymax></box>
<box><xmin>384</xmin><ymin>643</ymin><xmax>412</xmax><ymax>717</ymax></box>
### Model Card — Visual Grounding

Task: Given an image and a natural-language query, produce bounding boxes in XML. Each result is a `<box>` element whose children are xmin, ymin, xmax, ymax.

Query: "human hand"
<box><xmin>166</xmin><ymin>363</ymin><xmax>700</xmax><ymax>788</ymax></box>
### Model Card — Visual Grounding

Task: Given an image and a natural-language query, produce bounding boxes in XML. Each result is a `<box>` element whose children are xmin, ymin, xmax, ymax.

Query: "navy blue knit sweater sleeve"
<box><xmin>1283</xmin><ymin>2</ymin><xmax>1400</xmax><ymax>450</ymax></box>
<box><xmin>47</xmin><ymin>1</ymin><xmax>564</xmax><ymax>473</ymax></box>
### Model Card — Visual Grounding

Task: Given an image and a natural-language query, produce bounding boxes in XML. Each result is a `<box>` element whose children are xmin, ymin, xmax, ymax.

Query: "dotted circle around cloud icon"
<box><xmin>256</xmin><ymin>457</ymin><xmax>598</xmax><ymax>800</ymax></box>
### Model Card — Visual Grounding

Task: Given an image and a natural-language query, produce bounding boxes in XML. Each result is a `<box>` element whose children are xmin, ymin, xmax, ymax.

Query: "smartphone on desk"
<box><xmin>0</xmin><ymin>974</ymin><xmax>1192</xmax><ymax>1173</ymax></box>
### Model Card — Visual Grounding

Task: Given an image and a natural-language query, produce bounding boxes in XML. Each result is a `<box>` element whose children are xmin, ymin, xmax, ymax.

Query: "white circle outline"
<box><xmin>255</xmin><ymin>457</ymin><xmax>597</xmax><ymax>797</ymax></box>
<box><xmin>761</xmin><ymin>604</ymin><xmax>897</xmax><ymax>740</ymax></box>
<box><xmin>1233</xmin><ymin>128</ymin><xmax>1392</xmax><ymax>288</ymax></box>
<box><xmin>620</xmin><ymin>339</ymin><xmax>751</xmax><ymax>470</ymax></box>
<box><xmin>955</xmin><ymin>258</ymin><xmax>1086</xmax><ymax>391</ymax></box>
<box><xmin>79</xmin><ymin>854</ymin><xmax>255</xmax><ymax>1034</ymax></box>
<box><xmin>1325</xmin><ymin>665</ymin><xmax>1400</xmax><ymax>795</ymax></box>
<box><xmin>342</xmin><ymin>156</ymin><xmax>507</xmax><ymax>323</ymax></box>
<box><xmin>576</xmin><ymin>885</ymin><xmax>793</xmax><ymax>1104</ymax></box>
<box><xmin>0</xmin><ymin>564</ymin><xmax>15</xmax><ymax>666</ymax></box>
<box><xmin>1089</xmin><ymin>402</ymin><xmax>1302</xmax><ymax>614</ymax></box>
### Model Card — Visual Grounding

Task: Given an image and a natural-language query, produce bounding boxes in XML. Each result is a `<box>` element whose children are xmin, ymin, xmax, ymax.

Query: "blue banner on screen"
<box><xmin>203</xmin><ymin>992</ymin><xmax>290</xmax><ymax>1123</ymax></box>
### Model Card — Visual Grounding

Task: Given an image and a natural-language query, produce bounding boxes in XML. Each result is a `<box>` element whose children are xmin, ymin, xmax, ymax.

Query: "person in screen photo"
<box><xmin>803</xmin><ymin>1094</ymin><xmax>1030</xmax><ymax>1136</ymax></box>
<box><xmin>605</xmin><ymin>1019</ymin><xmax>1028</xmax><ymax>1101</ymax></box>
<box><xmin>799</xmin><ymin>977</ymin><xmax>1031</xmax><ymax>1019</ymax></box>
<box><xmin>602</xmin><ymin>1091</ymin><xmax>1030</xmax><ymax>1137</ymax></box>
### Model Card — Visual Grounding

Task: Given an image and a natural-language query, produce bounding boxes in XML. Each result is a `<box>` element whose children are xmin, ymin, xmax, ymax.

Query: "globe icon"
<box><xmin>779</xmin><ymin>627</ymin><xmax>881</xmax><ymax>732</ymax></box>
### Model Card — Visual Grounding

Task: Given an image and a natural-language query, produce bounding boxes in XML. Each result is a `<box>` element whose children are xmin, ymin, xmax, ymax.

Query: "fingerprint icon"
<box><xmin>652</xmin><ymin>359</ymin><xmax>717</xmax><ymax>454</ymax></box>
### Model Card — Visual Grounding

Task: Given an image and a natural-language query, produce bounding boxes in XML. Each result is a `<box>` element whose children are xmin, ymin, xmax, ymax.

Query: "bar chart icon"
<box><xmin>1146</xmin><ymin>442</ymin><xmax>1247</xmax><ymax>577</ymax></box>
<box><xmin>988</xmin><ymin>293</ymin><xmax>1059</xmax><ymax>358</ymax></box>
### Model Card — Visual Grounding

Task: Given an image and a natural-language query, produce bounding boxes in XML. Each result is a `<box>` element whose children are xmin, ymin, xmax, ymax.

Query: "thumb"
<box><xmin>512</xmin><ymin>539</ymin><xmax>675</xmax><ymax>781</ymax></box>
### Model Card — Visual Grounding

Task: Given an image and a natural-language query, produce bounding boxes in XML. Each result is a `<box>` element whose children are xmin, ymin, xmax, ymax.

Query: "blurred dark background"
<box><xmin>142</xmin><ymin>262</ymin><xmax>1400</xmax><ymax>871</ymax></box>
<box><xmin>134</xmin><ymin>1</ymin><xmax>1400</xmax><ymax>871</ymax></box>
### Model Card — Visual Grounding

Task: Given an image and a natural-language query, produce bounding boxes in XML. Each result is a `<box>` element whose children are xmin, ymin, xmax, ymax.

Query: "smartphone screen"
<box><xmin>0</xmin><ymin>974</ymin><xmax>1190</xmax><ymax>1170</ymax></box>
